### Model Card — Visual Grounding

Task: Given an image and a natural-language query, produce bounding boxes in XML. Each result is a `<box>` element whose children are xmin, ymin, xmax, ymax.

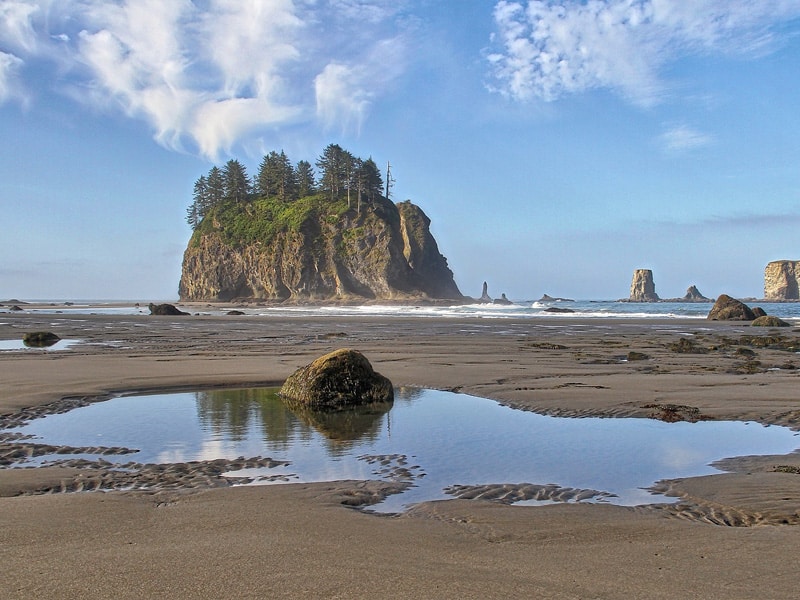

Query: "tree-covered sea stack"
<box><xmin>179</xmin><ymin>144</ymin><xmax>463</xmax><ymax>303</ymax></box>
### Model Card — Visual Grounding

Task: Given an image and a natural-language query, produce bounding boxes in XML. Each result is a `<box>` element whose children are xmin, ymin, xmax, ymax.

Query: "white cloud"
<box><xmin>0</xmin><ymin>0</ymin><xmax>411</xmax><ymax>158</ymax></box>
<box><xmin>488</xmin><ymin>0</ymin><xmax>800</xmax><ymax>105</ymax></box>
<box><xmin>0</xmin><ymin>0</ymin><xmax>40</xmax><ymax>53</ymax></box>
<box><xmin>315</xmin><ymin>36</ymin><xmax>406</xmax><ymax>133</ymax></box>
<box><xmin>0</xmin><ymin>51</ymin><xmax>23</xmax><ymax>102</ymax></box>
<box><xmin>659</xmin><ymin>124</ymin><xmax>713</xmax><ymax>152</ymax></box>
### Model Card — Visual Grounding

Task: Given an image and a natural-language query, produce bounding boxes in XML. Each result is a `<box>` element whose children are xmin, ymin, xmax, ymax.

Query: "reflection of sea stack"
<box><xmin>764</xmin><ymin>260</ymin><xmax>800</xmax><ymax>300</ymax></box>
<box><xmin>629</xmin><ymin>269</ymin><xmax>659</xmax><ymax>302</ymax></box>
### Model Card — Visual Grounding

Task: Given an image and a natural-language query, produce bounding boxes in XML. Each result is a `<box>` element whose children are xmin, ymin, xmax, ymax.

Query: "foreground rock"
<box><xmin>148</xmin><ymin>303</ymin><xmax>189</xmax><ymax>316</ymax></box>
<box><xmin>280</xmin><ymin>349</ymin><xmax>393</xmax><ymax>410</ymax></box>
<box><xmin>764</xmin><ymin>260</ymin><xmax>799</xmax><ymax>300</ymax></box>
<box><xmin>707</xmin><ymin>294</ymin><xmax>756</xmax><ymax>321</ymax></box>
<box><xmin>628</xmin><ymin>269</ymin><xmax>659</xmax><ymax>302</ymax></box>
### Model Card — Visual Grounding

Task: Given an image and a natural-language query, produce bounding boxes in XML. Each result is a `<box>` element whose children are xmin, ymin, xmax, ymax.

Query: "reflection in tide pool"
<box><xmin>8</xmin><ymin>387</ymin><xmax>799</xmax><ymax>512</ymax></box>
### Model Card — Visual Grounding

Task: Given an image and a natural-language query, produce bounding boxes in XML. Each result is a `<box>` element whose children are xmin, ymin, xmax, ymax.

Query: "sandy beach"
<box><xmin>2</xmin><ymin>308</ymin><xmax>799</xmax><ymax>598</ymax></box>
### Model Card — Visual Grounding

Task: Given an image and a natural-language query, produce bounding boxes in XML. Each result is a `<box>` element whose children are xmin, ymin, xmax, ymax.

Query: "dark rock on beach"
<box><xmin>148</xmin><ymin>303</ymin><xmax>189</xmax><ymax>316</ymax></box>
<box><xmin>280</xmin><ymin>348</ymin><xmax>393</xmax><ymax>410</ymax></box>
<box><xmin>22</xmin><ymin>332</ymin><xmax>61</xmax><ymax>347</ymax></box>
<box><xmin>751</xmin><ymin>315</ymin><xmax>792</xmax><ymax>327</ymax></box>
<box><xmin>707</xmin><ymin>294</ymin><xmax>756</xmax><ymax>321</ymax></box>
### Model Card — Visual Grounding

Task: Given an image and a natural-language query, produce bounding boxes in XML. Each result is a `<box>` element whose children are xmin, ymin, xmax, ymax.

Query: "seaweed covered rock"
<box><xmin>280</xmin><ymin>349</ymin><xmax>393</xmax><ymax>410</ymax></box>
<box><xmin>751</xmin><ymin>315</ymin><xmax>792</xmax><ymax>327</ymax></box>
<box><xmin>707</xmin><ymin>294</ymin><xmax>756</xmax><ymax>321</ymax></box>
<box><xmin>22</xmin><ymin>331</ymin><xmax>60</xmax><ymax>347</ymax></box>
<box><xmin>148</xmin><ymin>303</ymin><xmax>189</xmax><ymax>316</ymax></box>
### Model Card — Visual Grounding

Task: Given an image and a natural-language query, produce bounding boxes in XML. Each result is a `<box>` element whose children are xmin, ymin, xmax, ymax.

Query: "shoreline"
<box><xmin>2</xmin><ymin>311</ymin><xmax>800</xmax><ymax>597</ymax></box>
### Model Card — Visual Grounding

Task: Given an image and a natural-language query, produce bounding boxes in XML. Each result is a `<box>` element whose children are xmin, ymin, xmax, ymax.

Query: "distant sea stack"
<box><xmin>179</xmin><ymin>196</ymin><xmax>463</xmax><ymax>303</ymax></box>
<box><xmin>628</xmin><ymin>269</ymin><xmax>659</xmax><ymax>302</ymax></box>
<box><xmin>764</xmin><ymin>260</ymin><xmax>800</xmax><ymax>300</ymax></box>
<box><xmin>681</xmin><ymin>285</ymin><xmax>709</xmax><ymax>301</ymax></box>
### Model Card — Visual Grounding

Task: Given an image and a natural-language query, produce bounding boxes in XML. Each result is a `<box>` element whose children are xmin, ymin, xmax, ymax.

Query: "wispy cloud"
<box><xmin>0</xmin><ymin>0</ymin><xmax>412</xmax><ymax>158</ymax></box>
<box><xmin>487</xmin><ymin>0</ymin><xmax>800</xmax><ymax>106</ymax></box>
<box><xmin>0</xmin><ymin>51</ymin><xmax>23</xmax><ymax>102</ymax></box>
<box><xmin>658</xmin><ymin>124</ymin><xmax>713</xmax><ymax>152</ymax></box>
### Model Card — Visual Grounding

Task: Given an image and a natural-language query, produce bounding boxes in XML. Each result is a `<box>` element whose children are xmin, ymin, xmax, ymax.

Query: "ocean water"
<box><xmin>5</xmin><ymin>299</ymin><xmax>799</xmax><ymax>321</ymax></box>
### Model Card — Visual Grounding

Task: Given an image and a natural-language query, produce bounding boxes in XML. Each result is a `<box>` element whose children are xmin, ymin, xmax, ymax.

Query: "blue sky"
<box><xmin>1</xmin><ymin>0</ymin><xmax>799</xmax><ymax>301</ymax></box>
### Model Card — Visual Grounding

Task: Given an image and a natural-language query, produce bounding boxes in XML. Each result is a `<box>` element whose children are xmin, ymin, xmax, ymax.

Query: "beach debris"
<box><xmin>642</xmin><ymin>403</ymin><xmax>706</xmax><ymax>423</ymax></box>
<box><xmin>280</xmin><ymin>348</ymin><xmax>393</xmax><ymax>410</ymax></box>
<box><xmin>751</xmin><ymin>315</ymin><xmax>792</xmax><ymax>327</ymax></box>
<box><xmin>707</xmin><ymin>294</ymin><xmax>756</xmax><ymax>321</ymax></box>
<box><xmin>668</xmin><ymin>338</ymin><xmax>708</xmax><ymax>354</ymax></box>
<box><xmin>148</xmin><ymin>303</ymin><xmax>189</xmax><ymax>316</ymax></box>
<box><xmin>22</xmin><ymin>331</ymin><xmax>61</xmax><ymax>347</ymax></box>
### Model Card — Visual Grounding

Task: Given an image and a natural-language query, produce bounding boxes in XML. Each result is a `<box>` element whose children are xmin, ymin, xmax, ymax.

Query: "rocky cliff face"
<box><xmin>179</xmin><ymin>196</ymin><xmax>463</xmax><ymax>302</ymax></box>
<box><xmin>628</xmin><ymin>269</ymin><xmax>659</xmax><ymax>302</ymax></box>
<box><xmin>764</xmin><ymin>260</ymin><xmax>800</xmax><ymax>300</ymax></box>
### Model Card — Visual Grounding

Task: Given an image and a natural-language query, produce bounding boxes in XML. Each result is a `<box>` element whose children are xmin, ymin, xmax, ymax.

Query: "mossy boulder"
<box><xmin>707</xmin><ymin>294</ymin><xmax>756</xmax><ymax>321</ymax></box>
<box><xmin>751</xmin><ymin>315</ymin><xmax>792</xmax><ymax>327</ymax></box>
<box><xmin>22</xmin><ymin>331</ymin><xmax>60</xmax><ymax>347</ymax></box>
<box><xmin>280</xmin><ymin>349</ymin><xmax>393</xmax><ymax>410</ymax></box>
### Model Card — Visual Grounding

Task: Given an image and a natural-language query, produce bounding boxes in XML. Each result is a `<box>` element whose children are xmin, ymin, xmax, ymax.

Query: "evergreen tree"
<box><xmin>256</xmin><ymin>151</ymin><xmax>295</xmax><ymax>201</ymax></box>
<box><xmin>206</xmin><ymin>166</ymin><xmax>225</xmax><ymax>207</ymax></box>
<box><xmin>360</xmin><ymin>157</ymin><xmax>384</xmax><ymax>204</ymax></box>
<box><xmin>223</xmin><ymin>159</ymin><xmax>251</xmax><ymax>203</ymax></box>
<box><xmin>186</xmin><ymin>174</ymin><xmax>208</xmax><ymax>230</ymax></box>
<box><xmin>295</xmin><ymin>160</ymin><xmax>316</xmax><ymax>198</ymax></box>
<box><xmin>274</xmin><ymin>150</ymin><xmax>296</xmax><ymax>202</ymax></box>
<box><xmin>316</xmin><ymin>143</ymin><xmax>348</xmax><ymax>201</ymax></box>
<box><xmin>255</xmin><ymin>154</ymin><xmax>274</xmax><ymax>199</ymax></box>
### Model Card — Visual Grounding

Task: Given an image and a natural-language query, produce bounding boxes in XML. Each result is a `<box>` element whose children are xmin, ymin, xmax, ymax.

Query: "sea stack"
<box><xmin>629</xmin><ymin>269</ymin><xmax>659</xmax><ymax>302</ymax></box>
<box><xmin>682</xmin><ymin>285</ymin><xmax>711</xmax><ymax>302</ymax></box>
<box><xmin>179</xmin><ymin>196</ymin><xmax>462</xmax><ymax>302</ymax></box>
<box><xmin>764</xmin><ymin>260</ymin><xmax>800</xmax><ymax>300</ymax></box>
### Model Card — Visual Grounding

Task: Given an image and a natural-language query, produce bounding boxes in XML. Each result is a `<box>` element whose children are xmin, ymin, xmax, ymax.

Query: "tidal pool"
<box><xmin>0</xmin><ymin>338</ymin><xmax>80</xmax><ymax>351</ymax></box>
<box><xmin>6</xmin><ymin>387</ymin><xmax>799</xmax><ymax>512</ymax></box>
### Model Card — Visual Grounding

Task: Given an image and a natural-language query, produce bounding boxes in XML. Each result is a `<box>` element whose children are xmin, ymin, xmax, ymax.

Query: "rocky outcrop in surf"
<box><xmin>628</xmin><ymin>269</ymin><xmax>659</xmax><ymax>302</ymax></box>
<box><xmin>764</xmin><ymin>260</ymin><xmax>800</xmax><ymax>300</ymax></box>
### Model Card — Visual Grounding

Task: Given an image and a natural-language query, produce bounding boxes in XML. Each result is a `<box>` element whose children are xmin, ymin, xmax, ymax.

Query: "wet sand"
<box><xmin>1</xmin><ymin>309</ymin><xmax>800</xmax><ymax>598</ymax></box>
